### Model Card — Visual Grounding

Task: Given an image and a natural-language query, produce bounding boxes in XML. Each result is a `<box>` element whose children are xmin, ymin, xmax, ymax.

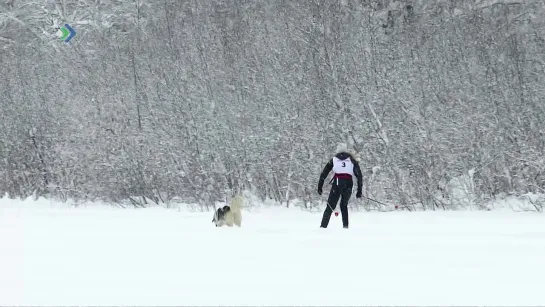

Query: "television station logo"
<box><xmin>57</xmin><ymin>24</ymin><xmax>76</xmax><ymax>43</ymax></box>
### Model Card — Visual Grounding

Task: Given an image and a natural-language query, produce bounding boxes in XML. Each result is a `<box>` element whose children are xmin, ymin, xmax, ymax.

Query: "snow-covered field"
<box><xmin>2</xmin><ymin>198</ymin><xmax>545</xmax><ymax>306</ymax></box>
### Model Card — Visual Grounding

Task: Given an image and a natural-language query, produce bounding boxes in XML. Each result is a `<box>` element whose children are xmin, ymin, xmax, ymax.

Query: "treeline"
<box><xmin>0</xmin><ymin>0</ymin><xmax>544</xmax><ymax>209</ymax></box>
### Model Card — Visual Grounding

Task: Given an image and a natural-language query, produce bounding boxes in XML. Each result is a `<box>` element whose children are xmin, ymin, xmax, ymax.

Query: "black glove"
<box><xmin>356</xmin><ymin>191</ymin><xmax>362</xmax><ymax>198</ymax></box>
<box><xmin>317</xmin><ymin>186</ymin><xmax>323</xmax><ymax>195</ymax></box>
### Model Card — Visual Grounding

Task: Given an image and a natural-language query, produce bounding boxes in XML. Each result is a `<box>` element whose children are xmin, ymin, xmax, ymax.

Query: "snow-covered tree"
<box><xmin>1</xmin><ymin>0</ymin><xmax>544</xmax><ymax>209</ymax></box>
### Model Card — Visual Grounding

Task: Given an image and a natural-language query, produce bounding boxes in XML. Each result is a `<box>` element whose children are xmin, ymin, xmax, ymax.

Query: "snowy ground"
<box><xmin>2</xmin><ymin>199</ymin><xmax>545</xmax><ymax>306</ymax></box>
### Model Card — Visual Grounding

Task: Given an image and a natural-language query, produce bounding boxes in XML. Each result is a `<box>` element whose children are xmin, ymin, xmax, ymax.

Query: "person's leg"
<box><xmin>339</xmin><ymin>182</ymin><xmax>353</xmax><ymax>228</ymax></box>
<box><xmin>320</xmin><ymin>184</ymin><xmax>341</xmax><ymax>228</ymax></box>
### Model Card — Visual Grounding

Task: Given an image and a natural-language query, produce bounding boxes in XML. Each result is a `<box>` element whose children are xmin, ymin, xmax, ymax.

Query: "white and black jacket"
<box><xmin>318</xmin><ymin>152</ymin><xmax>363</xmax><ymax>195</ymax></box>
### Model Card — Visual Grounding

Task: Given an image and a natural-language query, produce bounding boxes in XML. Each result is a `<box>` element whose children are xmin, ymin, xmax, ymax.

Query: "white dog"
<box><xmin>212</xmin><ymin>195</ymin><xmax>243</xmax><ymax>227</ymax></box>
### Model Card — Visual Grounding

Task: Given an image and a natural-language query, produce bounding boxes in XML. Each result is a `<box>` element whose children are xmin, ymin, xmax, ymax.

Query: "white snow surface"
<box><xmin>2</xmin><ymin>198</ymin><xmax>545</xmax><ymax>306</ymax></box>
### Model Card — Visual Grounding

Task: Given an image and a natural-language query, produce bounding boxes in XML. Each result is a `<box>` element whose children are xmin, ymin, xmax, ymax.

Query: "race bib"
<box><xmin>332</xmin><ymin>157</ymin><xmax>354</xmax><ymax>176</ymax></box>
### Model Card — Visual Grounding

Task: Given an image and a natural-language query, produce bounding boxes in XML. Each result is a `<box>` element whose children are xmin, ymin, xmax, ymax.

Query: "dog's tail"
<box><xmin>230</xmin><ymin>195</ymin><xmax>244</xmax><ymax>227</ymax></box>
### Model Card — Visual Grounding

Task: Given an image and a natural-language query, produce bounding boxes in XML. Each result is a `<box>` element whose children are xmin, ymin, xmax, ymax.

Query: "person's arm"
<box><xmin>353</xmin><ymin>162</ymin><xmax>363</xmax><ymax>197</ymax></box>
<box><xmin>317</xmin><ymin>159</ymin><xmax>333</xmax><ymax>195</ymax></box>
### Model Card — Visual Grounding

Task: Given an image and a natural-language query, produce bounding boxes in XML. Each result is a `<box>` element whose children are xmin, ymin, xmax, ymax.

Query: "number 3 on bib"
<box><xmin>332</xmin><ymin>157</ymin><xmax>354</xmax><ymax>175</ymax></box>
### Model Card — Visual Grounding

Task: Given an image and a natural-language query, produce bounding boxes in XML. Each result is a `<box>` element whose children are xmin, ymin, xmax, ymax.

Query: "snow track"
<box><xmin>1</xmin><ymin>203</ymin><xmax>545</xmax><ymax>305</ymax></box>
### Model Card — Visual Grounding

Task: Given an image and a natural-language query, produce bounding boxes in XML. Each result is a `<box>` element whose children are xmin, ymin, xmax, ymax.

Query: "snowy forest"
<box><xmin>1</xmin><ymin>0</ymin><xmax>544</xmax><ymax>210</ymax></box>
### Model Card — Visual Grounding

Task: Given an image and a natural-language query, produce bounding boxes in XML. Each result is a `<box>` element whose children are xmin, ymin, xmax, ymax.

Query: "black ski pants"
<box><xmin>320</xmin><ymin>178</ymin><xmax>353</xmax><ymax>228</ymax></box>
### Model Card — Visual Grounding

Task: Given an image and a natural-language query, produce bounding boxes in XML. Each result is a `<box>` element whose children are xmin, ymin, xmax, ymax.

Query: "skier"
<box><xmin>317</xmin><ymin>143</ymin><xmax>363</xmax><ymax>228</ymax></box>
